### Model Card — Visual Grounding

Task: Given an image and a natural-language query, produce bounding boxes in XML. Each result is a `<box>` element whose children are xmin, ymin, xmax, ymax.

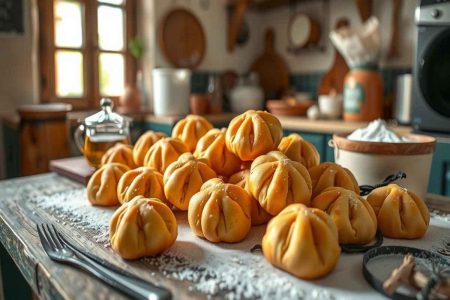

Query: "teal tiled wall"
<box><xmin>190</xmin><ymin>68</ymin><xmax>412</xmax><ymax>101</ymax></box>
<box><xmin>289</xmin><ymin>67</ymin><xmax>412</xmax><ymax>99</ymax></box>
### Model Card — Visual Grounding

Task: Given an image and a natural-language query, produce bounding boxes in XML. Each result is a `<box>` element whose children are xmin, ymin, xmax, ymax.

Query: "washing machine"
<box><xmin>412</xmin><ymin>0</ymin><xmax>450</xmax><ymax>133</ymax></box>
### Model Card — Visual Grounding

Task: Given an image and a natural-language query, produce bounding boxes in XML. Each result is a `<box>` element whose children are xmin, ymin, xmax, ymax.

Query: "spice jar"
<box><xmin>343</xmin><ymin>64</ymin><xmax>383</xmax><ymax>122</ymax></box>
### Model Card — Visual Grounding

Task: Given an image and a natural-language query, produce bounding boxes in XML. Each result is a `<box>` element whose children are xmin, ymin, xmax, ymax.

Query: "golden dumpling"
<box><xmin>101</xmin><ymin>143</ymin><xmax>136</xmax><ymax>168</ymax></box>
<box><xmin>110</xmin><ymin>196</ymin><xmax>177</xmax><ymax>259</ymax></box>
<box><xmin>143</xmin><ymin>137</ymin><xmax>189</xmax><ymax>173</ymax></box>
<box><xmin>117</xmin><ymin>167</ymin><xmax>166</xmax><ymax>205</ymax></box>
<box><xmin>172</xmin><ymin>115</ymin><xmax>213</xmax><ymax>152</ymax></box>
<box><xmin>188</xmin><ymin>178</ymin><xmax>251</xmax><ymax>243</ymax></box>
<box><xmin>309</xmin><ymin>162</ymin><xmax>360</xmax><ymax>198</ymax></box>
<box><xmin>133</xmin><ymin>131</ymin><xmax>166</xmax><ymax>166</ymax></box>
<box><xmin>367</xmin><ymin>184</ymin><xmax>430</xmax><ymax>239</ymax></box>
<box><xmin>87</xmin><ymin>163</ymin><xmax>130</xmax><ymax>206</ymax></box>
<box><xmin>278</xmin><ymin>133</ymin><xmax>320</xmax><ymax>169</ymax></box>
<box><xmin>228</xmin><ymin>169</ymin><xmax>272</xmax><ymax>225</ymax></box>
<box><xmin>194</xmin><ymin>128</ymin><xmax>241</xmax><ymax>177</ymax></box>
<box><xmin>248</xmin><ymin>151</ymin><xmax>312</xmax><ymax>216</ymax></box>
<box><xmin>312</xmin><ymin>187</ymin><xmax>377</xmax><ymax>244</ymax></box>
<box><xmin>262</xmin><ymin>204</ymin><xmax>341</xmax><ymax>279</ymax></box>
<box><xmin>164</xmin><ymin>153</ymin><xmax>216</xmax><ymax>210</ymax></box>
<box><xmin>225</xmin><ymin>110</ymin><xmax>283</xmax><ymax>161</ymax></box>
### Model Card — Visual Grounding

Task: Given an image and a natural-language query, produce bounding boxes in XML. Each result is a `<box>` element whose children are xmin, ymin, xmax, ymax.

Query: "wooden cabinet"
<box><xmin>18</xmin><ymin>105</ymin><xmax>71</xmax><ymax>176</ymax></box>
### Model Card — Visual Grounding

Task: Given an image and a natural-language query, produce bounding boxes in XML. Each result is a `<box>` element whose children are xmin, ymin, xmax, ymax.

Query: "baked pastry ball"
<box><xmin>228</xmin><ymin>169</ymin><xmax>272</xmax><ymax>225</ymax></box>
<box><xmin>101</xmin><ymin>143</ymin><xmax>136</xmax><ymax>168</ymax></box>
<box><xmin>194</xmin><ymin>128</ymin><xmax>241</xmax><ymax>177</ymax></box>
<box><xmin>117</xmin><ymin>167</ymin><xmax>166</xmax><ymax>205</ymax></box>
<box><xmin>188</xmin><ymin>178</ymin><xmax>251</xmax><ymax>243</ymax></box>
<box><xmin>172</xmin><ymin>115</ymin><xmax>213</xmax><ymax>152</ymax></box>
<box><xmin>133</xmin><ymin>131</ymin><xmax>166</xmax><ymax>166</ymax></box>
<box><xmin>309</xmin><ymin>162</ymin><xmax>360</xmax><ymax>198</ymax></box>
<box><xmin>312</xmin><ymin>187</ymin><xmax>377</xmax><ymax>244</ymax></box>
<box><xmin>143</xmin><ymin>137</ymin><xmax>189</xmax><ymax>173</ymax></box>
<box><xmin>248</xmin><ymin>151</ymin><xmax>312</xmax><ymax>216</ymax></box>
<box><xmin>87</xmin><ymin>163</ymin><xmax>130</xmax><ymax>206</ymax></box>
<box><xmin>225</xmin><ymin>110</ymin><xmax>283</xmax><ymax>161</ymax></box>
<box><xmin>277</xmin><ymin>133</ymin><xmax>320</xmax><ymax>169</ymax></box>
<box><xmin>262</xmin><ymin>203</ymin><xmax>341</xmax><ymax>279</ymax></box>
<box><xmin>164</xmin><ymin>153</ymin><xmax>216</xmax><ymax>210</ymax></box>
<box><xmin>367</xmin><ymin>184</ymin><xmax>430</xmax><ymax>239</ymax></box>
<box><xmin>109</xmin><ymin>196</ymin><xmax>177</xmax><ymax>259</ymax></box>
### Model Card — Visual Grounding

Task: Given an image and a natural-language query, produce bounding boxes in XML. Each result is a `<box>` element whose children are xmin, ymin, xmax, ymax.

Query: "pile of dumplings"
<box><xmin>87</xmin><ymin>111</ymin><xmax>430</xmax><ymax>279</ymax></box>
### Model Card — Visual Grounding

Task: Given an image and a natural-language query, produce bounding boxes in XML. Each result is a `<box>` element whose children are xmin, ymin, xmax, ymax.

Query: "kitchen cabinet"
<box><xmin>446</xmin><ymin>164</ymin><xmax>450</xmax><ymax>196</ymax></box>
<box><xmin>3</xmin><ymin>122</ymin><xmax>20</xmax><ymax>178</ymax></box>
<box><xmin>283</xmin><ymin>130</ymin><xmax>334</xmax><ymax>163</ymax></box>
<box><xmin>3</xmin><ymin>116</ymin><xmax>450</xmax><ymax>197</ymax></box>
<box><xmin>428</xmin><ymin>138</ymin><xmax>450</xmax><ymax>196</ymax></box>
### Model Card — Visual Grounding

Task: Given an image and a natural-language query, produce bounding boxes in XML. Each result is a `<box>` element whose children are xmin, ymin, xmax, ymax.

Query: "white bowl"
<box><xmin>318</xmin><ymin>95</ymin><xmax>342</xmax><ymax>119</ymax></box>
<box><xmin>331</xmin><ymin>133</ymin><xmax>436</xmax><ymax>199</ymax></box>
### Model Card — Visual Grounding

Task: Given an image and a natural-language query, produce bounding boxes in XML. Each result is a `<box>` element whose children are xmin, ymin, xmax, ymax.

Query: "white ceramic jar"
<box><xmin>318</xmin><ymin>94</ymin><xmax>343</xmax><ymax>119</ymax></box>
<box><xmin>229</xmin><ymin>74</ymin><xmax>264</xmax><ymax>113</ymax></box>
<box><xmin>152</xmin><ymin>68</ymin><xmax>191</xmax><ymax>116</ymax></box>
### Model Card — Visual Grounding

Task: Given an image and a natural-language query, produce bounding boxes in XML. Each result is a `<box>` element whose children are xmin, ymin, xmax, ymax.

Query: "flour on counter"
<box><xmin>30</xmin><ymin>189</ymin><xmax>114</xmax><ymax>244</ymax></box>
<box><xmin>24</xmin><ymin>180</ymin><xmax>450</xmax><ymax>300</ymax></box>
<box><xmin>347</xmin><ymin>119</ymin><xmax>412</xmax><ymax>142</ymax></box>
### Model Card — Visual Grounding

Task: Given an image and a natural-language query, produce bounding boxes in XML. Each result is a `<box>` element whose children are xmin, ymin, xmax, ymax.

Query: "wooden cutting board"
<box><xmin>318</xmin><ymin>18</ymin><xmax>350</xmax><ymax>95</ymax></box>
<box><xmin>250</xmin><ymin>28</ymin><xmax>289</xmax><ymax>99</ymax></box>
<box><xmin>158</xmin><ymin>8</ymin><xmax>206</xmax><ymax>69</ymax></box>
<box><xmin>49</xmin><ymin>156</ymin><xmax>95</xmax><ymax>185</ymax></box>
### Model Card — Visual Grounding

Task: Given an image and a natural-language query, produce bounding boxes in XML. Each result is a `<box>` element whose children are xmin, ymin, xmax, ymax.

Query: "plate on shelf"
<box><xmin>267</xmin><ymin>99</ymin><xmax>314</xmax><ymax>116</ymax></box>
<box><xmin>158</xmin><ymin>8</ymin><xmax>206</xmax><ymax>69</ymax></box>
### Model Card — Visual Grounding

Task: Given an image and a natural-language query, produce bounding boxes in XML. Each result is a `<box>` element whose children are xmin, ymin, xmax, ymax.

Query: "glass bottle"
<box><xmin>207</xmin><ymin>74</ymin><xmax>222</xmax><ymax>114</ymax></box>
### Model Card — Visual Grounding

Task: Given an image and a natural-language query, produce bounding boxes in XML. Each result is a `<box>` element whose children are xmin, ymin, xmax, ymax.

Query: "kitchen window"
<box><xmin>38</xmin><ymin>0</ymin><xmax>136</xmax><ymax>109</ymax></box>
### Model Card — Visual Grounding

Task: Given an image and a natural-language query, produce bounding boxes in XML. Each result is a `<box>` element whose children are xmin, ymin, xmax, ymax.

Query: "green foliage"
<box><xmin>129</xmin><ymin>36</ymin><xmax>145</xmax><ymax>59</ymax></box>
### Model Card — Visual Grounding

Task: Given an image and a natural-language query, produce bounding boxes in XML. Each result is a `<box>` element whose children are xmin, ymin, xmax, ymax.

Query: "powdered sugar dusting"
<box><xmin>30</xmin><ymin>189</ymin><xmax>114</xmax><ymax>245</ymax></box>
<box><xmin>3</xmin><ymin>173</ymin><xmax>450</xmax><ymax>299</ymax></box>
<box><xmin>22</xmin><ymin>181</ymin><xmax>322</xmax><ymax>299</ymax></box>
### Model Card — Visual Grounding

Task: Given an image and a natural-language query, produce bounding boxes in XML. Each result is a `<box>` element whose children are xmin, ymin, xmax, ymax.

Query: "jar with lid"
<box><xmin>343</xmin><ymin>64</ymin><xmax>383</xmax><ymax>122</ymax></box>
<box><xmin>74</xmin><ymin>98</ymin><xmax>131</xmax><ymax>168</ymax></box>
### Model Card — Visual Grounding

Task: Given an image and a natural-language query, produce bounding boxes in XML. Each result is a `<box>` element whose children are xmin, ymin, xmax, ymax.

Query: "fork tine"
<box><xmin>50</xmin><ymin>224</ymin><xmax>67</xmax><ymax>249</ymax></box>
<box><xmin>43</xmin><ymin>224</ymin><xmax>58</xmax><ymax>251</ymax></box>
<box><xmin>37</xmin><ymin>224</ymin><xmax>52</xmax><ymax>253</ymax></box>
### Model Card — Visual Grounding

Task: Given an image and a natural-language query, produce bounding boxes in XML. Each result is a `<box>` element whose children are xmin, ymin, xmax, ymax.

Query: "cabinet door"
<box><xmin>428</xmin><ymin>140</ymin><xmax>450</xmax><ymax>195</ymax></box>
<box><xmin>325</xmin><ymin>134</ymin><xmax>335</xmax><ymax>163</ymax></box>
<box><xmin>3</xmin><ymin>124</ymin><xmax>20</xmax><ymax>178</ymax></box>
<box><xmin>283</xmin><ymin>130</ymin><xmax>326</xmax><ymax>162</ymax></box>
<box><xmin>142</xmin><ymin>122</ymin><xmax>174</xmax><ymax>136</ymax></box>
<box><xmin>445</xmin><ymin>163</ymin><xmax>450</xmax><ymax>196</ymax></box>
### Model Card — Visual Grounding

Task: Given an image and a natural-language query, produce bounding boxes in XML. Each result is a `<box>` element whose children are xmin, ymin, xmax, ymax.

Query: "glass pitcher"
<box><xmin>74</xmin><ymin>98</ymin><xmax>131</xmax><ymax>168</ymax></box>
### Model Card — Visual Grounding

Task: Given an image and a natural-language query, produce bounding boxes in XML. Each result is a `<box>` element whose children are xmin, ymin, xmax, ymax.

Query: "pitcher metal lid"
<box><xmin>81</xmin><ymin>98</ymin><xmax>131</xmax><ymax>127</ymax></box>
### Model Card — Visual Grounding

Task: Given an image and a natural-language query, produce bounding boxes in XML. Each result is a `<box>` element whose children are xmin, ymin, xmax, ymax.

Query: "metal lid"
<box><xmin>81</xmin><ymin>98</ymin><xmax>130</xmax><ymax>127</ymax></box>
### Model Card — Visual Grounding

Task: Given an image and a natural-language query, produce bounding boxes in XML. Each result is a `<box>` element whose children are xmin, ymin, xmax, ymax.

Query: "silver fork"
<box><xmin>37</xmin><ymin>223</ymin><xmax>171</xmax><ymax>300</ymax></box>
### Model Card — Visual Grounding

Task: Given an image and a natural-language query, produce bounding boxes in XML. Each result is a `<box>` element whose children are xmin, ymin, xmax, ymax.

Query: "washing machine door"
<box><xmin>419</xmin><ymin>29</ymin><xmax>450</xmax><ymax>118</ymax></box>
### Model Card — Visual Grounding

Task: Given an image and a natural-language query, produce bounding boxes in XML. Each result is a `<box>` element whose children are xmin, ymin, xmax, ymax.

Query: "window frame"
<box><xmin>38</xmin><ymin>0</ymin><xmax>137</xmax><ymax>109</ymax></box>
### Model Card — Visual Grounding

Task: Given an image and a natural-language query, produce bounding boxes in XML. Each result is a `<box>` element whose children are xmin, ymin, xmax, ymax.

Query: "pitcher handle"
<box><xmin>74</xmin><ymin>125</ymin><xmax>85</xmax><ymax>154</ymax></box>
